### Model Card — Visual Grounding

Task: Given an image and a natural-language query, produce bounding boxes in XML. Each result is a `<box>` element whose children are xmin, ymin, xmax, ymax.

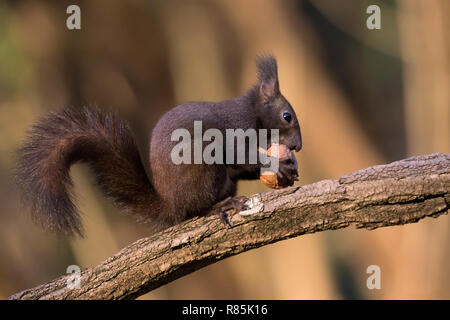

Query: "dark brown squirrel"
<box><xmin>15</xmin><ymin>55</ymin><xmax>302</xmax><ymax>236</ymax></box>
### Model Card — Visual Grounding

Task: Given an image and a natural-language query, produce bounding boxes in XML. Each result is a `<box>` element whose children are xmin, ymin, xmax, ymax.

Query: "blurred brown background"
<box><xmin>0</xmin><ymin>0</ymin><xmax>449</xmax><ymax>299</ymax></box>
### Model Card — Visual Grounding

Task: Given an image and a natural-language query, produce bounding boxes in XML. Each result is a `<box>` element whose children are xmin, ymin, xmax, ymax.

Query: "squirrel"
<box><xmin>15</xmin><ymin>55</ymin><xmax>302</xmax><ymax>236</ymax></box>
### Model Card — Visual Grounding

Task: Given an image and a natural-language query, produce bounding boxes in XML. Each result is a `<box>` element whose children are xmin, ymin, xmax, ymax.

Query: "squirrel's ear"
<box><xmin>259</xmin><ymin>79</ymin><xmax>279</xmax><ymax>103</ymax></box>
<box><xmin>256</xmin><ymin>55</ymin><xmax>280</xmax><ymax>103</ymax></box>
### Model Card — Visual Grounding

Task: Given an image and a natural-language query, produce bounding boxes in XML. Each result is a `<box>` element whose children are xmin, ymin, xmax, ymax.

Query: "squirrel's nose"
<box><xmin>291</xmin><ymin>141</ymin><xmax>302</xmax><ymax>152</ymax></box>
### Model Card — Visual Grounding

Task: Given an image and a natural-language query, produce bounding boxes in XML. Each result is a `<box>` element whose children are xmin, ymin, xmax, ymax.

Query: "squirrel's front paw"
<box><xmin>277</xmin><ymin>157</ymin><xmax>299</xmax><ymax>187</ymax></box>
<box><xmin>260</xmin><ymin>146</ymin><xmax>299</xmax><ymax>189</ymax></box>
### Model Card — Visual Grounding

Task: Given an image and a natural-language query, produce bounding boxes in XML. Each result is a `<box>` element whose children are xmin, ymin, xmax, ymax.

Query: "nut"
<box><xmin>259</xmin><ymin>144</ymin><xmax>298</xmax><ymax>189</ymax></box>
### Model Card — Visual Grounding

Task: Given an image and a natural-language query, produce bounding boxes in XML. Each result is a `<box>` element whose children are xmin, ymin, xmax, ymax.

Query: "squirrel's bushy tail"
<box><xmin>15</xmin><ymin>107</ymin><xmax>160</xmax><ymax>236</ymax></box>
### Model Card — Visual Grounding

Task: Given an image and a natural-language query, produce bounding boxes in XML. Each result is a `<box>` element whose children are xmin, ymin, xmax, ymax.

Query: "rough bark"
<box><xmin>9</xmin><ymin>153</ymin><xmax>449</xmax><ymax>300</ymax></box>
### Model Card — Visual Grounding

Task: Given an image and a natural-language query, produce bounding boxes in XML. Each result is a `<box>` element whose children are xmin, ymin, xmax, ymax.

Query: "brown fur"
<box><xmin>15</xmin><ymin>107</ymin><xmax>161</xmax><ymax>235</ymax></box>
<box><xmin>15</xmin><ymin>55</ymin><xmax>302</xmax><ymax>236</ymax></box>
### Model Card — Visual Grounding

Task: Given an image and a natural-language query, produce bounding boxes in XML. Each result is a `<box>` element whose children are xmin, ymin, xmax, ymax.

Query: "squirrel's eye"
<box><xmin>283</xmin><ymin>112</ymin><xmax>292</xmax><ymax>122</ymax></box>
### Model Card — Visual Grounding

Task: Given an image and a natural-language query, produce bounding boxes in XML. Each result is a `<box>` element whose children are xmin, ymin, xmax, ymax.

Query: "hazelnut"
<box><xmin>259</xmin><ymin>144</ymin><xmax>298</xmax><ymax>189</ymax></box>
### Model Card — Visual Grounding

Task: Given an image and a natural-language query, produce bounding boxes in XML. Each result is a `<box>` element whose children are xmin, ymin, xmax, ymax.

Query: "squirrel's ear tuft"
<box><xmin>256</xmin><ymin>55</ymin><xmax>279</xmax><ymax>102</ymax></box>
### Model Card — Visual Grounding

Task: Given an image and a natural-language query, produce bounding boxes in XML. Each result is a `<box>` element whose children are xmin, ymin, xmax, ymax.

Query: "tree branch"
<box><xmin>9</xmin><ymin>153</ymin><xmax>449</xmax><ymax>300</ymax></box>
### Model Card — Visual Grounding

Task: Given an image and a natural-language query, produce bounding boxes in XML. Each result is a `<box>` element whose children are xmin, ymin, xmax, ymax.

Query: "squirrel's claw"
<box><xmin>211</xmin><ymin>196</ymin><xmax>250</xmax><ymax>228</ymax></box>
<box><xmin>219</xmin><ymin>211</ymin><xmax>232</xmax><ymax>228</ymax></box>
